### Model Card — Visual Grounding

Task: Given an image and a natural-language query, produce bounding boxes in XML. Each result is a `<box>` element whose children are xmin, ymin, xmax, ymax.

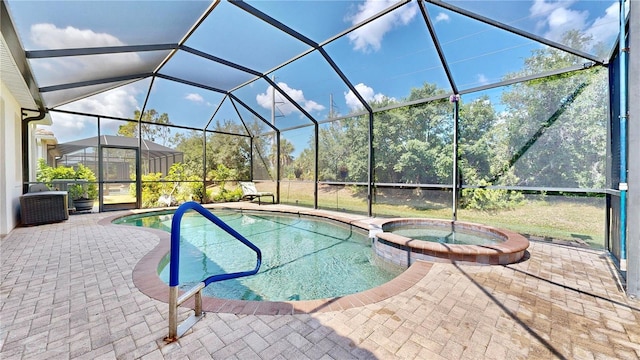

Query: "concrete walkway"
<box><xmin>1</xmin><ymin>206</ymin><xmax>639</xmax><ymax>359</ymax></box>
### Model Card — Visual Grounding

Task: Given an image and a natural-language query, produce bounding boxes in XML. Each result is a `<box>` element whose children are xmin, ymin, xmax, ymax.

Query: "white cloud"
<box><xmin>545</xmin><ymin>6</ymin><xmax>588</xmax><ymax>42</ymax></box>
<box><xmin>529</xmin><ymin>1</ymin><xmax>588</xmax><ymax>42</ymax></box>
<box><xmin>50</xmin><ymin>86</ymin><xmax>141</xmax><ymax>142</ymax></box>
<box><xmin>344</xmin><ymin>83</ymin><xmax>388</xmax><ymax>111</ymax></box>
<box><xmin>39</xmin><ymin>116</ymin><xmax>87</xmax><ymax>144</ymax></box>
<box><xmin>584</xmin><ymin>2</ymin><xmax>620</xmax><ymax>47</ymax></box>
<box><xmin>29</xmin><ymin>23</ymin><xmax>143</xmax><ymax>87</ymax></box>
<box><xmin>476</xmin><ymin>74</ymin><xmax>489</xmax><ymax>85</ymax></box>
<box><xmin>256</xmin><ymin>82</ymin><xmax>325</xmax><ymax>116</ymax></box>
<box><xmin>529</xmin><ymin>0</ymin><xmax>619</xmax><ymax>48</ymax></box>
<box><xmin>529</xmin><ymin>0</ymin><xmax>577</xmax><ymax>18</ymax></box>
<box><xmin>435</xmin><ymin>13</ymin><xmax>450</xmax><ymax>23</ymax></box>
<box><xmin>73</xmin><ymin>87</ymin><xmax>139</xmax><ymax>119</ymax></box>
<box><xmin>31</xmin><ymin>23</ymin><xmax>125</xmax><ymax>48</ymax></box>
<box><xmin>185</xmin><ymin>93</ymin><xmax>204</xmax><ymax>103</ymax></box>
<box><xmin>185</xmin><ymin>93</ymin><xmax>212</xmax><ymax>107</ymax></box>
<box><xmin>184</xmin><ymin>93</ymin><xmax>204</xmax><ymax>102</ymax></box>
<box><xmin>346</xmin><ymin>0</ymin><xmax>418</xmax><ymax>53</ymax></box>
<box><xmin>29</xmin><ymin>23</ymin><xmax>143</xmax><ymax>137</ymax></box>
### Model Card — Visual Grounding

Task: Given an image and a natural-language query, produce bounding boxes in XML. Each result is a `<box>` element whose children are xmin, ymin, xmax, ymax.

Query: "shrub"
<box><xmin>136</xmin><ymin>173</ymin><xmax>163</xmax><ymax>208</ymax></box>
<box><xmin>191</xmin><ymin>181</ymin><xmax>207</xmax><ymax>203</ymax></box>
<box><xmin>208</xmin><ymin>164</ymin><xmax>237</xmax><ymax>192</ymax></box>
<box><xmin>460</xmin><ymin>180</ymin><xmax>524</xmax><ymax>211</ymax></box>
<box><xmin>37</xmin><ymin>159</ymin><xmax>98</xmax><ymax>200</ymax></box>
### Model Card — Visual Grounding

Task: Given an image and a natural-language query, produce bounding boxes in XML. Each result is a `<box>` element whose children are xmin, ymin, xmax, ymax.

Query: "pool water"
<box><xmin>389</xmin><ymin>224</ymin><xmax>504</xmax><ymax>245</ymax></box>
<box><xmin>116</xmin><ymin>210</ymin><xmax>403</xmax><ymax>301</ymax></box>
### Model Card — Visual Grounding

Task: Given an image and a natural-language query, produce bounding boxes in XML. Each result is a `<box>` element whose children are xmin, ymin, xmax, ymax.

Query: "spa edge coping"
<box><xmin>372</xmin><ymin>218</ymin><xmax>530</xmax><ymax>265</ymax></box>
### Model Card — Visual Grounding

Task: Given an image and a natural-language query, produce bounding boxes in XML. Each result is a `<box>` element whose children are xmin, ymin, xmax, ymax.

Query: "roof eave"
<box><xmin>1</xmin><ymin>1</ymin><xmax>44</xmax><ymax>111</ymax></box>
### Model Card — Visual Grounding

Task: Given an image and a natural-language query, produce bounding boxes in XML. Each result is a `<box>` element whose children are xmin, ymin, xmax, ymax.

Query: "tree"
<box><xmin>118</xmin><ymin>109</ymin><xmax>172</xmax><ymax>146</ymax></box>
<box><xmin>295</xmin><ymin>82</ymin><xmax>454</xmax><ymax>185</ymax></box>
<box><xmin>372</xmin><ymin>84</ymin><xmax>451</xmax><ymax>184</ymax></box>
<box><xmin>293</xmin><ymin>146</ymin><xmax>314</xmax><ymax>180</ymax></box>
<box><xmin>207</xmin><ymin>120</ymin><xmax>252</xmax><ymax>180</ymax></box>
<box><xmin>169</xmin><ymin>120</ymin><xmax>253</xmax><ymax>181</ymax></box>
<box><xmin>316</xmin><ymin>121</ymin><xmax>351</xmax><ymax>181</ymax></box>
<box><xmin>458</xmin><ymin>95</ymin><xmax>500</xmax><ymax>185</ymax></box>
<box><xmin>393</xmin><ymin>139</ymin><xmax>443</xmax><ymax>183</ymax></box>
<box><xmin>172</xmin><ymin>130</ymin><xmax>205</xmax><ymax>178</ymax></box>
<box><xmin>272</xmin><ymin>138</ymin><xmax>295</xmax><ymax>178</ymax></box>
<box><xmin>498</xmin><ymin>30</ymin><xmax>607</xmax><ymax>188</ymax></box>
<box><xmin>399</xmin><ymin>96</ymin><xmax>452</xmax><ymax>184</ymax></box>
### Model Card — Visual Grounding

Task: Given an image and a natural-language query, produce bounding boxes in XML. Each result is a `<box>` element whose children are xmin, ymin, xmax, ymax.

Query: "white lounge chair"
<box><xmin>239</xmin><ymin>182</ymin><xmax>274</xmax><ymax>205</ymax></box>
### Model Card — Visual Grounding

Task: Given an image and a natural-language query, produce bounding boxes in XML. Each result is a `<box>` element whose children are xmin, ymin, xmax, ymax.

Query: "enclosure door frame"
<box><xmin>98</xmin><ymin>145</ymin><xmax>140</xmax><ymax>211</ymax></box>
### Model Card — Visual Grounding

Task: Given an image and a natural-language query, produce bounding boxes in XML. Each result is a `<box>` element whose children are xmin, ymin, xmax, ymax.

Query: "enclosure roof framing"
<box><xmin>3</xmin><ymin>0</ymin><xmax>624</xmax><ymax>134</ymax></box>
<box><xmin>419</xmin><ymin>1</ymin><xmax>458</xmax><ymax>94</ymax></box>
<box><xmin>26</xmin><ymin>44</ymin><xmax>180</xmax><ymax>59</ymax></box>
<box><xmin>426</xmin><ymin>0</ymin><xmax>606</xmax><ymax>65</ymax></box>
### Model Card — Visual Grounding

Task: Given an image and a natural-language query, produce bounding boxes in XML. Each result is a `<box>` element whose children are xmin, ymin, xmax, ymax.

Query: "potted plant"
<box><xmin>68</xmin><ymin>164</ymin><xmax>98</xmax><ymax>212</ymax></box>
<box><xmin>37</xmin><ymin>160</ymin><xmax>98</xmax><ymax>212</ymax></box>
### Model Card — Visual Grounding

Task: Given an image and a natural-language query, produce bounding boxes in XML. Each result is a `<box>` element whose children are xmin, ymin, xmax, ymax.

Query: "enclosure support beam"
<box><xmin>136</xmin><ymin>111</ymin><xmax>143</xmax><ymax>210</ymax></box>
<box><xmin>97</xmin><ymin>118</ymin><xmax>103</xmax><ymax>212</ymax></box>
<box><xmin>276</xmin><ymin>132</ymin><xmax>281</xmax><ymax>203</ymax></box>
<box><xmin>451</xmin><ymin>95</ymin><xmax>460</xmax><ymax>221</ymax></box>
<box><xmin>202</xmin><ymin>129</ymin><xmax>207</xmax><ymax>203</ymax></box>
<box><xmin>314</xmin><ymin>123</ymin><xmax>319</xmax><ymax>210</ymax></box>
<box><xmin>626</xmin><ymin>0</ymin><xmax>639</xmax><ymax>297</ymax></box>
<box><xmin>249</xmin><ymin>137</ymin><xmax>254</xmax><ymax>181</ymax></box>
<box><xmin>368</xmin><ymin>112</ymin><xmax>374</xmax><ymax>217</ymax></box>
<box><xmin>618</xmin><ymin>0</ymin><xmax>629</xmax><ymax>271</ymax></box>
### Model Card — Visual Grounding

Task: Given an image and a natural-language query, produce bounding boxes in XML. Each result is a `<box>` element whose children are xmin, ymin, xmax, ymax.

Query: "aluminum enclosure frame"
<box><xmin>5</xmin><ymin>0</ymin><xmax>635</xmax><ymax>295</ymax></box>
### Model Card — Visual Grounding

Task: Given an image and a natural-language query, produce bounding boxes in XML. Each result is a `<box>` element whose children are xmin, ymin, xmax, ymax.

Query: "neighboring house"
<box><xmin>50</xmin><ymin>135</ymin><xmax>184</xmax><ymax>178</ymax></box>
<box><xmin>34</xmin><ymin>128</ymin><xmax>57</xmax><ymax>167</ymax></box>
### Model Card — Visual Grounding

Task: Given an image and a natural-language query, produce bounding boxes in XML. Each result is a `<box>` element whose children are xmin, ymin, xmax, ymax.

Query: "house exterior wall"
<box><xmin>0</xmin><ymin>81</ymin><xmax>24</xmax><ymax>235</ymax></box>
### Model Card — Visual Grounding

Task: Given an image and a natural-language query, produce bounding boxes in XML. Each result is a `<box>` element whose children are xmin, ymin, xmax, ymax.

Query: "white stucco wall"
<box><xmin>0</xmin><ymin>81</ymin><xmax>24</xmax><ymax>235</ymax></box>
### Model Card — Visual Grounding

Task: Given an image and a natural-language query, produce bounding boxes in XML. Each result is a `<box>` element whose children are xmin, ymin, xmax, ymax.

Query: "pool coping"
<box><xmin>100</xmin><ymin>204</ymin><xmax>434</xmax><ymax>315</ymax></box>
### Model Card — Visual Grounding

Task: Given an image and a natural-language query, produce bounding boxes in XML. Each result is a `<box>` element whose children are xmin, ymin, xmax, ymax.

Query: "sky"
<box><xmin>6</xmin><ymin>0</ymin><xmax>625</xmax><ymax>155</ymax></box>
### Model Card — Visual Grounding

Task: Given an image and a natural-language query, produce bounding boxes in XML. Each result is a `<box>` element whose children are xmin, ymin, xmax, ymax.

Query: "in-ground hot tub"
<box><xmin>370</xmin><ymin>218</ymin><xmax>529</xmax><ymax>266</ymax></box>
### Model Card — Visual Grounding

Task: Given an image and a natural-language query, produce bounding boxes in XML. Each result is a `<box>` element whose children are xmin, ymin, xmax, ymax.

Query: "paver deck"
<box><xmin>1</xmin><ymin>204</ymin><xmax>639</xmax><ymax>359</ymax></box>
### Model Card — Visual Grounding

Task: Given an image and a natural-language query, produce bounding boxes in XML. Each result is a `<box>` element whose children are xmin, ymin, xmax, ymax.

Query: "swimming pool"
<box><xmin>115</xmin><ymin>210</ymin><xmax>403</xmax><ymax>301</ymax></box>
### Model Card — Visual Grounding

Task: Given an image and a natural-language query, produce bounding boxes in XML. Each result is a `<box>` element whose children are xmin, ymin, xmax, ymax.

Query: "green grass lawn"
<box><xmin>278</xmin><ymin>182</ymin><xmax>606</xmax><ymax>249</ymax></box>
<box><xmin>123</xmin><ymin>180</ymin><xmax>605</xmax><ymax>250</ymax></box>
<box><xmin>103</xmin><ymin>194</ymin><xmax>136</xmax><ymax>204</ymax></box>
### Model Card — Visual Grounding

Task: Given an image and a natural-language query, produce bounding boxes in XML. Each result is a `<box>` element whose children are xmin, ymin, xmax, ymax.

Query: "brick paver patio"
<box><xmin>1</xmin><ymin>205</ymin><xmax>639</xmax><ymax>359</ymax></box>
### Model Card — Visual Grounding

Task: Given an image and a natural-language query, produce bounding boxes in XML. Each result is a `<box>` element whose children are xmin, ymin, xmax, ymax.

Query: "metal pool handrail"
<box><xmin>166</xmin><ymin>201</ymin><xmax>262</xmax><ymax>342</ymax></box>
